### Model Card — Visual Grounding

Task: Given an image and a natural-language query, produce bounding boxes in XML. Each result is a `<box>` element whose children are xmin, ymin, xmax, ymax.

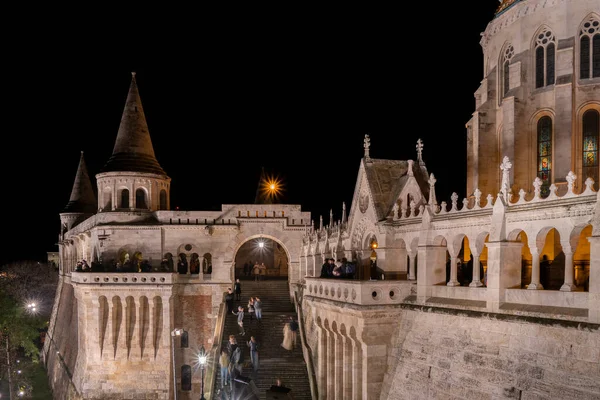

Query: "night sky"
<box><xmin>1</xmin><ymin>3</ymin><xmax>500</xmax><ymax>266</ymax></box>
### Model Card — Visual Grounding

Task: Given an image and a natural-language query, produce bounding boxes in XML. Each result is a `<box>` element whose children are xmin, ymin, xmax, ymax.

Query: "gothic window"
<box><xmin>159</xmin><ymin>189</ymin><xmax>167</xmax><ymax>210</ymax></box>
<box><xmin>181</xmin><ymin>365</ymin><xmax>192</xmax><ymax>391</ymax></box>
<box><xmin>534</xmin><ymin>28</ymin><xmax>556</xmax><ymax>88</ymax></box>
<box><xmin>582</xmin><ymin>110</ymin><xmax>599</xmax><ymax>189</ymax></box>
<box><xmin>501</xmin><ymin>44</ymin><xmax>514</xmax><ymax>99</ymax></box>
<box><xmin>120</xmin><ymin>189</ymin><xmax>129</xmax><ymax>209</ymax></box>
<box><xmin>537</xmin><ymin>116</ymin><xmax>553</xmax><ymax>197</ymax></box>
<box><xmin>580</xmin><ymin>16</ymin><xmax>600</xmax><ymax>79</ymax></box>
<box><xmin>135</xmin><ymin>188</ymin><xmax>147</xmax><ymax>209</ymax></box>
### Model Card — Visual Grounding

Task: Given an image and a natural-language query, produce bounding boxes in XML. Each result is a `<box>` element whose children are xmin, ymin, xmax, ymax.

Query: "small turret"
<box><xmin>96</xmin><ymin>73</ymin><xmax>171</xmax><ymax>212</ymax></box>
<box><xmin>60</xmin><ymin>151</ymin><xmax>97</xmax><ymax>231</ymax></box>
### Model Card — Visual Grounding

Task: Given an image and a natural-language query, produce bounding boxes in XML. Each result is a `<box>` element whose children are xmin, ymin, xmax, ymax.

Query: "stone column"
<box><xmin>351</xmin><ymin>336</ymin><xmax>362</xmax><ymax>400</ymax></box>
<box><xmin>105</xmin><ymin>295</ymin><xmax>114</xmax><ymax>360</ymax></box>
<box><xmin>560</xmin><ymin>243</ymin><xmax>576</xmax><ymax>292</ymax></box>
<box><xmin>317</xmin><ymin>324</ymin><xmax>328</xmax><ymax>400</ymax></box>
<box><xmin>333</xmin><ymin>330</ymin><xmax>343</xmax><ymax>400</ymax></box>
<box><xmin>327</xmin><ymin>328</ymin><xmax>335</xmax><ymax>399</ymax></box>
<box><xmin>447</xmin><ymin>255</ymin><xmax>460</xmax><ymax>287</ymax></box>
<box><xmin>485</xmin><ymin>241</ymin><xmax>523</xmax><ymax>312</ymax></box>
<box><xmin>342</xmin><ymin>335</ymin><xmax>352</xmax><ymax>400</ymax></box>
<box><xmin>311</xmin><ymin>255</ymin><xmax>316</xmax><ymax>277</ymax></box>
<box><xmin>469</xmin><ymin>252</ymin><xmax>483</xmax><ymax>287</ymax></box>
<box><xmin>416</xmin><ymin>245</ymin><xmax>447</xmax><ymax>302</ymax></box>
<box><xmin>528</xmin><ymin>247</ymin><xmax>543</xmax><ymax>290</ymax></box>
<box><xmin>588</xmin><ymin>236</ymin><xmax>600</xmax><ymax>323</ymax></box>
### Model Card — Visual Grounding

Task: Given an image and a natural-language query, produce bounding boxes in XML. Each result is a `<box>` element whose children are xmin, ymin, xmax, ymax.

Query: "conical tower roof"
<box><xmin>62</xmin><ymin>151</ymin><xmax>97</xmax><ymax>213</ymax></box>
<box><xmin>101</xmin><ymin>72</ymin><xmax>166</xmax><ymax>175</ymax></box>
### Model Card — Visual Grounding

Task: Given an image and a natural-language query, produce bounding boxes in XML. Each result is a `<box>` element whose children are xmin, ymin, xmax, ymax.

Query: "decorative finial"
<box><xmin>416</xmin><ymin>139</ymin><xmax>424</xmax><ymax>162</ymax></box>
<box><xmin>81</xmin><ymin>150</ymin><xmax>84</xmax><ymax>155</ymax></box>
<box><xmin>364</xmin><ymin>134</ymin><xmax>371</xmax><ymax>162</ymax></box>
<box><xmin>499</xmin><ymin>156</ymin><xmax>512</xmax><ymax>200</ymax></box>
<box><xmin>131</xmin><ymin>71</ymin><xmax>137</xmax><ymax>78</ymax></box>
<box><xmin>428</xmin><ymin>173</ymin><xmax>437</xmax><ymax>207</ymax></box>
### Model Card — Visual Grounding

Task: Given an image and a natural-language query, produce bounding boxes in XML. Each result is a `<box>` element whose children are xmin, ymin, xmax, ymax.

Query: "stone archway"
<box><xmin>234</xmin><ymin>235</ymin><xmax>291</xmax><ymax>280</ymax></box>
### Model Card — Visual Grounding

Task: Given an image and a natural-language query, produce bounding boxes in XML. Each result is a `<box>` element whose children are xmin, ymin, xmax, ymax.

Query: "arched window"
<box><xmin>120</xmin><ymin>189</ymin><xmax>129</xmax><ymax>209</ymax></box>
<box><xmin>135</xmin><ymin>188</ymin><xmax>147</xmax><ymax>209</ymax></box>
<box><xmin>582</xmin><ymin>110</ymin><xmax>599</xmax><ymax>189</ymax></box>
<box><xmin>181</xmin><ymin>365</ymin><xmax>192</xmax><ymax>391</ymax></box>
<box><xmin>103</xmin><ymin>189</ymin><xmax>112</xmax><ymax>211</ymax></box>
<box><xmin>159</xmin><ymin>189</ymin><xmax>167</xmax><ymax>210</ymax></box>
<box><xmin>180</xmin><ymin>331</ymin><xmax>189</xmax><ymax>348</ymax></box>
<box><xmin>537</xmin><ymin>116</ymin><xmax>553</xmax><ymax>197</ymax></box>
<box><xmin>534</xmin><ymin>28</ymin><xmax>556</xmax><ymax>88</ymax></box>
<box><xmin>501</xmin><ymin>44</ymin><xmax>515</xmax><ymax>99</ymax></box>
<box><xmin>580</xmin><ymin>16</ymin><xmax>600</xmax><ymax>79</ymax></box>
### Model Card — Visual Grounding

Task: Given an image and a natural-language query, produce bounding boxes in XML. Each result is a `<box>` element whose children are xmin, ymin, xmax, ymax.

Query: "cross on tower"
<box><xmin>416</xmin><ymin>139</ymin><xmax>423</xmax><ymax>162</ymax></box>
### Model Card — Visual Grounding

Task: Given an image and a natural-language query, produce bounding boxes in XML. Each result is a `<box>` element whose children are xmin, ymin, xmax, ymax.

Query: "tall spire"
<box><xmin>62</xmin><ymin>151</ymin><xmax>97</xmax><ymax>213</ymax></box>
<box><xmin>101</xmin><ymin>72</ymin><xmax>166</xmax><ymax>175</ymax></box>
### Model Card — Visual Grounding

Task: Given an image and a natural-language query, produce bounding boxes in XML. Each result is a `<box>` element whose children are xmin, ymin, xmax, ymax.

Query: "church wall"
<box><xmin>381</xmin><ymin>307</ymin><xmax>600</xmax><ymax>400</ymax></box>
<box><xmin>473</xmin><ymin>0</ymin><xmax>600</xmax><ymax>197</ymax></box>
<box><xmin>45</xmin><ymin>281</ymin><xmax>80</xmax><ymax>399</ymax></box>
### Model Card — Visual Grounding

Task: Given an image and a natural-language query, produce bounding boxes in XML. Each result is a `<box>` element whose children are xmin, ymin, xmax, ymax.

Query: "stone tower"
<box><xmin>96</xmin><ymin>72</ymin><xmax>171</xmax><ymax>213</ymax></box>
<box><xmin>467</xmin><ymin>0</ymin><xmax>600</xmax><ymax>198</ymax></box>
<box><xmin>60</xmin><ymin>151</ymin><xmax>97</xmax><ymax>232</ymax></box>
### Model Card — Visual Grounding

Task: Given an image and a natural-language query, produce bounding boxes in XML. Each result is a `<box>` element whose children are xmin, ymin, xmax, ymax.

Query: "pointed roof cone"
<box><xmin>101</xmin><ymin>72</ymin><xmax>166</xmax><ymax>175</ymax></box>
<box><xmin>62</xmin><ymin>151</ymin><xmax>97</xmax><ymax>213</ymax></box>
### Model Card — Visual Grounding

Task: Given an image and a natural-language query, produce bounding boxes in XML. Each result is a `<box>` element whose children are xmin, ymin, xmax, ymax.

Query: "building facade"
<box><xmin>44</xmin><ymin>1</ymin><xmax>599</xmax><ymax>399</ymax></box>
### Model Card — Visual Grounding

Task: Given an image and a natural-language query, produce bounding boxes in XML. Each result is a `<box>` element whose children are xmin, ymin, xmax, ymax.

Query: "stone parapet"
<box><xmin>304</xmin><ymin>277</ymin><xmax>415</xmax><ymax>306</ymax></box>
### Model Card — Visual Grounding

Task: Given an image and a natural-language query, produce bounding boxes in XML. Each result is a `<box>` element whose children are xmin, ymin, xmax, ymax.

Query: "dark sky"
<box><xmin>1</xmin><ymin>4</ymin><xmax>499</xmax><ymax>266</ymax></box>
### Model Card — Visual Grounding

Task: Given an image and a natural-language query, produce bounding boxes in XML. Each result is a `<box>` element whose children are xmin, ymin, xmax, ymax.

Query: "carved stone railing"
<box><xmin>71</xmin><ymin>272</ymin><xmax>175</xmax><ymax>285</ymax></box>
<box><xmin>304</xmin><ymin>277</ymin><xmax>415</xmax><ymax>306</ymax></box>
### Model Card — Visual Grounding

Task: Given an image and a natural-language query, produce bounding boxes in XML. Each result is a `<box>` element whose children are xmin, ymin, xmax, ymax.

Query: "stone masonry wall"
<box><xmin>45</xmin><ymin>282</ymin><xmax>80</xmax><ymax>400</ymax></box>
<box><xmin>174</xmin><ymin>293</ymin><xmax>214</xmax><ymax>397</ymax></box>
<box><xmin>382</xmin><ymin>307</ymin><xmax>600</xmax><ymax>400</ymax></box>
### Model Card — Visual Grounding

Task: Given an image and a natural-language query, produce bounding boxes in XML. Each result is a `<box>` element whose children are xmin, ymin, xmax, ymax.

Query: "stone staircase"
<box><xmin>215</xmin><ymin>279</ymin><xmax>312</xmax><ymax>399</ymax></box>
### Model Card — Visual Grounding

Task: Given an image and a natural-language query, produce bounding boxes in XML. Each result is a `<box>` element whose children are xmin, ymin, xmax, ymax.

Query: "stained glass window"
<box><xmin>582</xmin><ymin>110</ymin><xmax>599</xmax><ymax>190</ymax></box>
<box><xmin>537</xmin><ymin>117</ymin><xmax>552</xmax><ymax>197</ymax></box>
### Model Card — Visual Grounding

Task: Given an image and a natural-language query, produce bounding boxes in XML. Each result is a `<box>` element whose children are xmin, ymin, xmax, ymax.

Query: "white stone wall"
<box><xmin>469</xmin><ymin>0</ymin><xmax>600</xmax><ymax>197</ymax></box>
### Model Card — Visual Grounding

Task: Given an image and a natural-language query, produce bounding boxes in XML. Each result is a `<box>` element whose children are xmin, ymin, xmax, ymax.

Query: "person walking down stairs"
<box><xmin>232</xmin><ymin>306</ymin><xmax>246</xmax><ymax>336</ymax></box>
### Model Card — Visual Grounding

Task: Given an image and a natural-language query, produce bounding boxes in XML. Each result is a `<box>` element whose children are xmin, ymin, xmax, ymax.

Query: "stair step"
<box><xmin>216</xmin><ymin>280</ymin><xmax>311</xmax><ymax>400</ymax></box>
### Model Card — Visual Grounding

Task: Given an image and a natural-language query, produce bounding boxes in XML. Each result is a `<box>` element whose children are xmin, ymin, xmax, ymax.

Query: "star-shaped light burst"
<box><xmin>261</xmin><ymin>173</ymin><xmax>284</xmax><ymax>202</ymax></box>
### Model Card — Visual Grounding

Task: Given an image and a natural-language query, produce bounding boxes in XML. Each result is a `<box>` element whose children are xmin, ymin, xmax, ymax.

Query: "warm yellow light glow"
<box><xmin>261</xmin><ymin>174</ymin><xmax>284</xmax><ymax>201</ymax></box>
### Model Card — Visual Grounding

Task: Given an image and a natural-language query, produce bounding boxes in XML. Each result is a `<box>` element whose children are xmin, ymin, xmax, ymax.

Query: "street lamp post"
<box><xmin>198</xmin><ymin>345</ymin><xmax>207</xmax><ymax>400</ymax></box>
<box><xmin>171</xmin><ymin>328</ymin><xmax>183</xmax><ymax>400</ymax></box>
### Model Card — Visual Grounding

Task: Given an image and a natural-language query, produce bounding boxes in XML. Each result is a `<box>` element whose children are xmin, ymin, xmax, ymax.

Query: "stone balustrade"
<box><xmin>304</xmin><ymin>277</ymin><xmax>414</xmax><ymax>306</ymax></box>
<box><xmin>71</xmin><ymin>272</ymin><xmax>175</xmax><ymax>284</ymax></box>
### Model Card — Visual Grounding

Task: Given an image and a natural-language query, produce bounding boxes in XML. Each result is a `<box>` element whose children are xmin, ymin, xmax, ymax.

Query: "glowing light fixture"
<box><xmin>258</xmin><ymin>241</ymin><xmax>265</xmax><ymax>248</ymax></box>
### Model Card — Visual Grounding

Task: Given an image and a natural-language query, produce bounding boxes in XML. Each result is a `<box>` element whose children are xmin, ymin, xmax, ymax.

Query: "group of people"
<box><xmin>241</xmin><ymin>261</ymin><xmax>268</xmax><ymax>281</ymax></box>
<box><xmin>320</xmin><ymin>257</ymin><xmax>356</xmax><ymax>279</ymax></box>
<box><xmin>220</xmin><ymin>281</ymin><xmax>298</xmax><ymax>397</ymax></box>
